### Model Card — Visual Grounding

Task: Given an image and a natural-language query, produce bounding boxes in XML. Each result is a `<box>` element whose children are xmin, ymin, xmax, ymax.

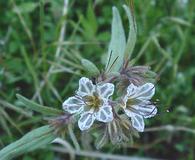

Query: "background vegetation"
<box><xmin>0</xmin><ymin>0</ymin><xmax>195</xmax><ymax>159</ymax></box>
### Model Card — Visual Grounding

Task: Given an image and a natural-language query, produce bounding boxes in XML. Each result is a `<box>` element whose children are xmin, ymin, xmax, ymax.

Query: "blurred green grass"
<box><xmin>0</xmin><ymin>0</ymin><xmax>195</xmax><ymax>159</ymax></box>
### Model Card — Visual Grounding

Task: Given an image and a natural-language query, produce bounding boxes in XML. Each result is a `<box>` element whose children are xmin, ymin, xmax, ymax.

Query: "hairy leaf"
<box><xmin>123</xmin><ymin>4</ymin><xmax>137</xmax><ymax>60</ymax></box>
<box><xmin>81</xmin><ymin>58</ymin><xmax>100</xmax><ymax>76</ymax></box>
<box><xmin>0</xmin><ymin>125</ymin><xmax>56</xmax><ymax>160</ymax></box>
<box><xmin>13</xmin><ymin>2</ymin><xmax>38</xmax><ymax>13</ymax></box>
<box><xmin>16</xmin><ymin>94</ymin><xmax>63</xmax><ymax>116</ymax></box>
<box><xmin>106</xmin><ymin>7</ymin><xmax>126</xmax><ymax>73</ymax></box>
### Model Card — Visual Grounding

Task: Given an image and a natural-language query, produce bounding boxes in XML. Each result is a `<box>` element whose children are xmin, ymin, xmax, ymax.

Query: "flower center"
<box><xmin>127</xmin><ymin>99</ymin><xmax>135</xmax><ymax>106</ymax></box>
<box><xmin>126</xmin><ymin>98</ymin><xmax>140</xmax><ymax>107</ymax></box>
<box><xmin>83</xmin><ymin>94</ymin><xmax>102</xmax><ymax>110</ymax></box>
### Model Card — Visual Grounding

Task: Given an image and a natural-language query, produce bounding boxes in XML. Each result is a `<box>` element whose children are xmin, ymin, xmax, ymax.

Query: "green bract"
<box><xmin>106</xmin><ymin>5</ymin><xmax>137</xmax><ymax>73</ymax></box>
<box><xmin>106</xmin><ymin>6</ymin><xmax>126</xmax><ymax>73</ymax></box>
<box><xmin>81</xmin><ymin>58</ymin><xmax>100</xmax><ymax>76</ymax></box>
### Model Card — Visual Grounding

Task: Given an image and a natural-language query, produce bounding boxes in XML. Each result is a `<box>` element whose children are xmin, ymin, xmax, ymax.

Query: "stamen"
<box><xmin>83</xmin><ymin>94</ymin><xmax>102</xmax><ymax>110</ymax></box>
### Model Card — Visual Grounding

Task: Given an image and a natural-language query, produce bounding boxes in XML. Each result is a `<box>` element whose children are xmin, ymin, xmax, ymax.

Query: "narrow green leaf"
<box><xmin>87</xmin><ymin>3</ymin><xmax>98</xmax><ymax>34</ymax></box>
<box><xmin>152</xmin><ymin>36</ymin><xmax>172</xmax><ymax>61</ymax></box>
<box><xmin>16</xmin><ymin>94</ymin><xmax>63</xmax><ymax>116</ymax></box>
<box><xmin>0</xmin><ymin>99</ymin><xmax>32</xmax><ymax>117</ymax></box>
<box><xmin>13</xmin><ymin>2</ymin><xmax>38</xmax><ymax>13</ymax></box>
<box><xmin>0</xmin><ymin>116</ymin><xmax>13</xmax><ymax>140</ymax></box>
<box><xmin>123</xmin><ymin>5</ymin><xmax>137</xmax><ymax>60</ymax></box>
<box><xmin>106</xmin><ymin>7</ymin><xmax>126</xmax><ymax>73</ymax></box>
<box><xmin>0</xmin><ymin>125</ymin><xmax>56</xmax><ymax>160</ymax></box>
<box><xmin>20</xmin><ymin>46</ymin><xmax>39</xmax><ymax>90</ymax></box>
<box><xmin>81</xmin><ymin>59</ymin><xmax>100</xmax><ymax>76</ymax></box>
<box><xmin>80</xmin><ymin>3</ymin><xmax>98</xmax><ymax>39</ymax></box>
<box><xmin>0</xmin><ymin>107</ymin><xmax>22</xmax><ymax>133</ymax></box>
<box><xmin>166</xmin><ymin>16</ymin><xmax>191</xmax><ymax>27</ymax></box>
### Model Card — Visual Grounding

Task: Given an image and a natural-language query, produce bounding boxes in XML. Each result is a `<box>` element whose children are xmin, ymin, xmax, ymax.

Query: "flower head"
<box><xmin>122</xmin><ymin>83</ymin><xmax>157</xmax><ymax>132</ymax></box>
<box><xmin>63</xmin><ymin>77</ymin><xmax>114</xmax><ymax>131</ymax></box>
<box><xmin>124</xmin><ymin>66</ymin><xmax>156</xmax><ymax>86</ymax></box>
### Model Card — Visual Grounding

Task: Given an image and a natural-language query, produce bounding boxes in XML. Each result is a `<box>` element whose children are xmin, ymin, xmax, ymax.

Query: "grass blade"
<box><xmin>16</xmin><ymin>94</ymin><xmax>63</xmax><ymax>116</ymax></box>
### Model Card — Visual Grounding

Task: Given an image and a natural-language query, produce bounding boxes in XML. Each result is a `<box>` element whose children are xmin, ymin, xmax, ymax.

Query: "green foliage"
<box><xmin>16</xmin><ymin>94</ymin><xmax>63</xmax><ymax>116</ymax></box>
<box><xmin>13</xmin><ymin>2</ymin><xmax>38</xmax><ymax>13</ymax></box>
<box><xmin>0</xmin><ymin>125</ymin><xmax>56</xmax><ymax>160</ymax></box>
<box><xmin>106</xmin><ymin>6</ymin><xmax>126</xmax><ymax>73</ymax></box>
<box><xmin>81</xmin><ymin>58</ymin><xmax>100</xmax><ymax>76</ymax></box>
<box><xmin>123</xmin><ymin>4</ymin><xmax>137</xmax><ymax>60</ymax></box>
<box><xmin>0</xmin><ymin>0</ymin><xmax>195</xmax><ymax>159</ymax></box>
<box><xmin>80</xmin><ymin>2</ymin><xmax>98</xmax><ymax>39</ymax></box>
<box><xmin>106</xmin><ymin>4</ymin><xmax>137</xmax><ymax>73</ymax></box>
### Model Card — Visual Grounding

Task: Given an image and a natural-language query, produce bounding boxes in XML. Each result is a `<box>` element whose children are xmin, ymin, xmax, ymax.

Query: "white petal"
<box><xmin>131</xmin><ymin>114</ymin><xmax>145</xmax><ymax>132</ymax></box>
<box><xmin>126</xmin><ymin>83</ymin><xmax>138</xmax><ymax>97</ymax></box>
<box><xmin>136</xmin><ymin>83</ymin><xmax>155</xmax><ymax>100</ymax></box>
<box><xmin>96</xmin><ymin>105</ymin><xmax>113</xmax><ymax>122</ymax></box>
<box><xmin>124</xmin><ymin>109</ymin><xmax>145</xmax><ymax>132</ymax></box>
<box><xmin>135</xmin><ymin>102</ymin><xmax>157</xmax><ymax>118</ymax></box>
<box><xmin>77</xmin><ymin>77</ymin><xmax>95</xmax><ymax>97</ymax></box>
<box><xmin>63</xmin><ymin>96</ymin><xmax>84</xmax><ymax>114</ymax></box>
<box><xmin>78</xmin><ymin>112</ymin><xmax>95</xmax><ymax>131</ymax></box>
<box><xmin>97</xmin><ymin>83</ymin><xmax>114</xmax><ymax>99</ymax></box>
<box><xmin>124</xmin><ymin>108</ymin><xmax>134</xmax><ymax>117</ymax></box>
<box><xmin>129</xmin><ymin>83</ymin><xmax>155</xmax><ymax>101</ymax></box>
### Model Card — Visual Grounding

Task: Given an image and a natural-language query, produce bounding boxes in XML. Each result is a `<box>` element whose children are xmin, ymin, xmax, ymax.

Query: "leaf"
<box><xmin>13</xmin><ymin>2</ymin><xmax>38</xmax><ymax>13</ymax></box>
<box><xmin>0</xmin><ymin>116</ymin><xmax>13</xmax><ymax>139</ymax></box>
<box><xmin>80</xmin><ymin>3</ymin><xmax>98</xmax><ymax>39</ymax></box>
<box><xmin>0</xmin><ymin>125</ymin><xmax>56</xmax><ymax>160</ymax></box>
<box><xmin>81</xmin><ymin>59</ymin><xmax>100</xmax><ymax>76</ymax></box>
<box><xmin>166</xmin><ymin>16</ymin><xmax>191</xmax><ymax>27</ymax></box>
<box><xmin>0</xmin><ymin>99</ymin><xmax>32</xmax><ymax>117</ymax></box>
<box><xmin>86</xmin><ymin>3</ymin><xmax>98</xmax><ymax>34</ymax></box>
<box><xmin>123</xmin><ymin>4</ymin><xmax>137</xmax><ymax>60</ymax></box>
<box><xmin>106</xmin><ymin>7</ymin><xmax>126</xmax><ymax>73</ymax></box>
<box><xmin>20</xmin><ymin>46</ymin><xmax>39</xmax><ymax>89</ymax></box>
<box><xmin>0</xmin><ymin>107</ymin><xmax>22</xmax><ymax>133</ymax></box>
<box><xmin>16</xmin><ymin>94</ymin><xmax>63</xmax><ymax>116</ymax></box>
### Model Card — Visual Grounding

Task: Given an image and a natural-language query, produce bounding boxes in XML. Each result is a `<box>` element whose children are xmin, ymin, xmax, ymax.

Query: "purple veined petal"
<box><xmin>135</xmin><ymin>102</ymin><xmax>157</xmax><ymax>118</ymax></box>
<box><xmin>124</xmin><ymin>109</ymin><xmax>145</xmax><ymax>132</ymax></box>
<box><xmin>122</xmin><ymin>95</ymin><xmax>128</xmax><ymax>107</ymax></box>
<box><xmin>124</xmin><ymin>108</ymin><xmax>134</xmax><ymax>117</ymax></box>
<box><xmin>131</xmin><ymin>113</ymin><xmax>145</xmax><ymax>132</ymax></box>
<box><xmin>78</xmin><ymin>112</ymin><xmax>95</xmax><ymax>131</ymax></box>
<box><xmin>126</xmin><ymin>83</ymin><xmax>139</xmax><ymax>97</ymax></box>
<box><xmin>131</xmin><ymin>83</ymin><xmax>155</xmax><ymax>101</ymax></box>
<box><xmin>63</xmin><ymin>96</ymin><xmax>84</xmax><ymax>114</ymax></box>
<box><xmin>96</xmin><ymin>104</ymin><xmax>113</xmax><ymax>122</ymax></box>
<box><xmin>77</xmin><ymin>77</ymin><xmax>95</xmax><ymax>97</ymax></box>
<box><xmin>97</xmin><ymin>83</ymin><xmax>114</xmax><ymax>99</ymax></box>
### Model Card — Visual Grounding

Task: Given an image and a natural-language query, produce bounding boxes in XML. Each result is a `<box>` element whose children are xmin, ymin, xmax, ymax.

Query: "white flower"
<box><xmin>122</xmin><ymin>83</ymin><xmax>157</xmax><ymax>132</ymax></box>
<box><xmin>63</xmin><ymin>77</ymin><xmax>114</xmax><ymax>131</ymax></box>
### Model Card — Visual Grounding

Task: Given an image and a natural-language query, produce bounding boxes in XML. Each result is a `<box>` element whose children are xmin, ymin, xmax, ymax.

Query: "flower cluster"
<box><xmin>63</xmin><ymin>77</ymin><xmax>114</xmax><ymax>130</ymax></box>
<box><xmin>62</xmin><ymin>73</ymin><xmax>157</xmax><ymax>134</ymax></box>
